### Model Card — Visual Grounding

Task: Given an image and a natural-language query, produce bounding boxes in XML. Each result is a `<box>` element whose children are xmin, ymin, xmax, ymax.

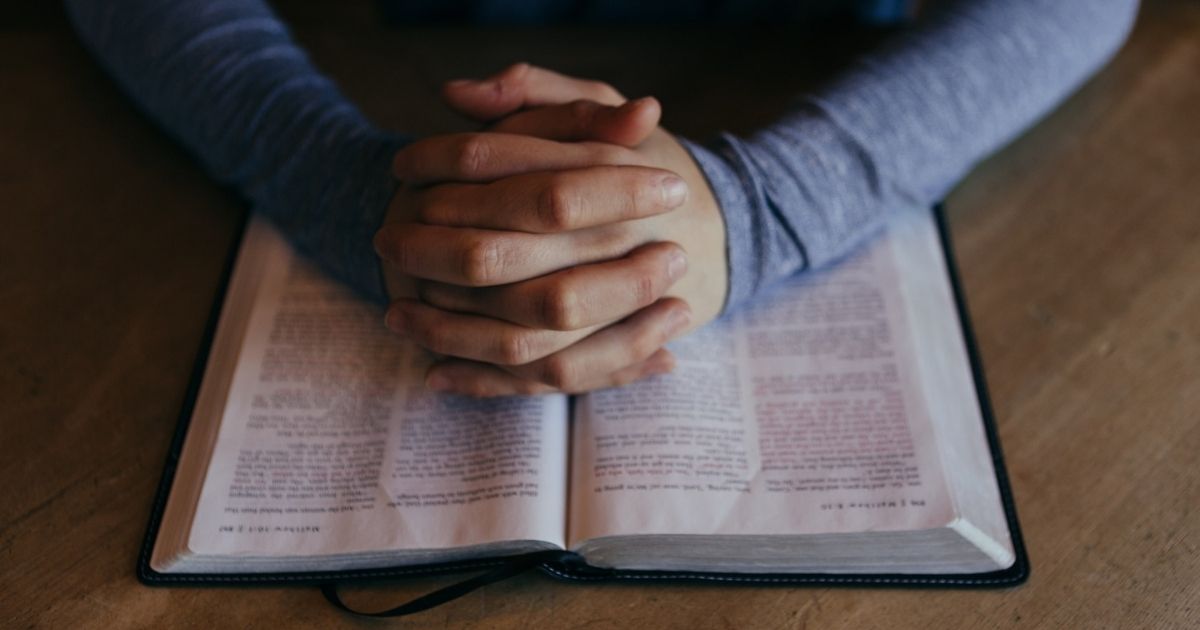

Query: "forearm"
<box><xmin>689</xmin><ymin>0</ymin><xmax>1140</xmax><ymax>313</ymax></box>
<box><xmin>65</xmin><ymin>0</ymin><xmax>407</xmax><ymax>303</ymax></box>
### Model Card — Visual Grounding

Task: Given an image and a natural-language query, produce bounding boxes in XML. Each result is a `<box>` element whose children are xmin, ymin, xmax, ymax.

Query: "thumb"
<box><xmin>443</xmin><ymin>62</ymin><xmax>626</xmax><ymax>120</ymax></box>
<box><xmin>487</xmin><ymin>97</ymin><xmax>662</xmax><ymax>147</ymax></box>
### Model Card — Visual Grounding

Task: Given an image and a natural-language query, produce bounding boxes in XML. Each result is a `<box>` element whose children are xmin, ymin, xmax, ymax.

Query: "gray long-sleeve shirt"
<box><xmin>64</xmin><ymin>0</ymin><xmax>1139</xmax><ymax>314</ymax></box>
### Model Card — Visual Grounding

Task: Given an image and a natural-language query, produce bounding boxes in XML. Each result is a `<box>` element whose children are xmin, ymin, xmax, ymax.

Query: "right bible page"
<box><xmin>569</xmin><ymin>207</ymin><xmax>972</xmax><ymax>548</ymax></box>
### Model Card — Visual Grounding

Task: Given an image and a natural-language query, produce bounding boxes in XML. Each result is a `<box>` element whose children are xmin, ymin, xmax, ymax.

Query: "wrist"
<box><xmin>676</xmin><ymin>135</ymin><xmax>758</xmax><ymax>316</ymax></box>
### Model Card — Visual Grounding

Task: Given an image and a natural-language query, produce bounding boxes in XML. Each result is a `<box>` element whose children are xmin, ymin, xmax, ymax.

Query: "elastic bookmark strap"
<box><xmin>320</xmin><ymin>550</ymin><xmax>566</xmax><ymax>618</ymax></box>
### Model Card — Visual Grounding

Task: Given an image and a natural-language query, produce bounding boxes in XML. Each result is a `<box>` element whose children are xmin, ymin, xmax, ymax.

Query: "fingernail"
<box><xmin>666</xmin><ymin>307</ymin><xmax>692</xmax><ymax>336</ymax></box>
<box><xmin>660</xmin><ymin>175</ymin><xmax>688</xmax><ymax>207</ymax></box>
<box><xmin>372</xmin><ymin>230</ymin><xmax>390</xmax><ymax>260</ymax></box>
<box><xmin>448</xmin><ymin>78</ymin><xmax>496</xmax><ymax>94</ymax></box>
<box><xmin>426</xmin><ymin>372</ymin><xmax>451</xmax><ymax>391</ymax></box>
<box><xmin>667</xmin><ymin>249</ymin><xmax>688</xmax><ymax>281</ymax></box>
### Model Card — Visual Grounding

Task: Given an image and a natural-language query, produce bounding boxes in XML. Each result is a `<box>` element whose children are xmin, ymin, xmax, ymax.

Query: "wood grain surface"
<box><xmin>2</xmin><ymin>1</ymin><xmax>1197</xmax><ymax>627</ymax></box>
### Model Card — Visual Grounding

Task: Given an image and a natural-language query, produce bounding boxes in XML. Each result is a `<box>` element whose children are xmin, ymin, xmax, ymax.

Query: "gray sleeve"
<box><xmin>64</xmin><ymin>0</ymin><xmax>408</xmax><ymax>304</ymax></box>
<box><xmin>685</xmin><ymin>0</ymin><xmax>1140</xmax><ymax>314</ymax></box>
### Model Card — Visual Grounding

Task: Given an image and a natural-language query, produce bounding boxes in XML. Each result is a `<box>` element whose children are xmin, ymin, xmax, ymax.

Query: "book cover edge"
<box><xmin>136</xmin><ymin>205</ymin><xmax>1030</xmax><ymax>588</ymax></box>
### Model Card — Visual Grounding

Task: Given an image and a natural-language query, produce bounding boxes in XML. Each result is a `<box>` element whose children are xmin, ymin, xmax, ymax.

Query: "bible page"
<box><xmin>568</xmin><ymin>207</ymin><xmax>960</xmax><ymax>549</ymax></box>
<box><xmin>159</xmin><ymin>218</ymin><xmax>568</xmax><ymax>572</ymax></box>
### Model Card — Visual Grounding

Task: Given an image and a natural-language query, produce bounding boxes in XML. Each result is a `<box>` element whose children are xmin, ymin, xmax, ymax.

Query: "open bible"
<box><xmin>140</xmin><ymin>205</ymin><xmax>1027</xmax><ymax>588</ymax></box>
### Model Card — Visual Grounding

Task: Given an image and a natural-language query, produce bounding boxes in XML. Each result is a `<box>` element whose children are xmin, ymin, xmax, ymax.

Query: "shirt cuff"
<box><xmin>679</xmin><ymin>134</ymin><xmax>803</xmax><ymax>317</ymax></box>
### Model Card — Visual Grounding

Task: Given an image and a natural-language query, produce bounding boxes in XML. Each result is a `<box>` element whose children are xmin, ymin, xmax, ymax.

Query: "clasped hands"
<box><xmin>375</xmin><ymin>64</ymin><xmax>728</xmax><ymax>396</ymax></box>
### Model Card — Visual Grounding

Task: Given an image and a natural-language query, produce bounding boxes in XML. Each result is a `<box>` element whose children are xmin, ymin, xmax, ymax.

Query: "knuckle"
<box><xmin>540</xmin><ymin>355</ymin><xmax>578</xmax><ymax>391</ymax></box>
<box><xmin>492</xmin><ymin>63</ymin><xmax>531</xmax><ymax>101</ymax></box>
<box><xmin>497</xmin><ymin>332</ymin><xmax>535</xmax><ymax>366</ymax></box>
<box><xmin>538</xmin><ymin>284</ymin><xmax>581</xmax><ymax>330</ymax></box>
<box><xmin>502</xmin><ymin>62</ymin><xmax>531</xmax><ymax>81</ymax></box>
<box><xmin>381</xmin><ymin>229</ymin><xmax>414</xmax><ymax>271</ymax></box>
<box><xmin>536</xmin><ymin>179</ymin><xmax>579</xmax><ymax>231</ymax></box>
<box><xmin>454</xmin><ymin>134</ymin><xmax>491</xmax><ymax>177</ymax></box>
<box><xmin>631</xmin><ymin>272</ymin><xmax>661</xmax><ymax>308</ymax></box>
<box><xmin>568</xmin><ymin>99</ymin><xmax>599</xmax><ymax>126</ymax></box>
<box><xmin>460</xmin><ymin>238</ymin><xmax>504</xmax><ymax>285</ymax></box>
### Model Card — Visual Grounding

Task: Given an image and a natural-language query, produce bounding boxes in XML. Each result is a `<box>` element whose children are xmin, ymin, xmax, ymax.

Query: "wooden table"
<box><xmin>3</xmin><ymin>2</ymin><xmax>1198</xmax><ymax>627</ymax></box>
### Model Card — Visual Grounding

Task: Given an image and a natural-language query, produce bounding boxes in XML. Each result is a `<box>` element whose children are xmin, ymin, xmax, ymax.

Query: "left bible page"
<box><xmin>152</xmin><ymin>218</ymin><xmax>568</xmax><ymax>574</ymax></box>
